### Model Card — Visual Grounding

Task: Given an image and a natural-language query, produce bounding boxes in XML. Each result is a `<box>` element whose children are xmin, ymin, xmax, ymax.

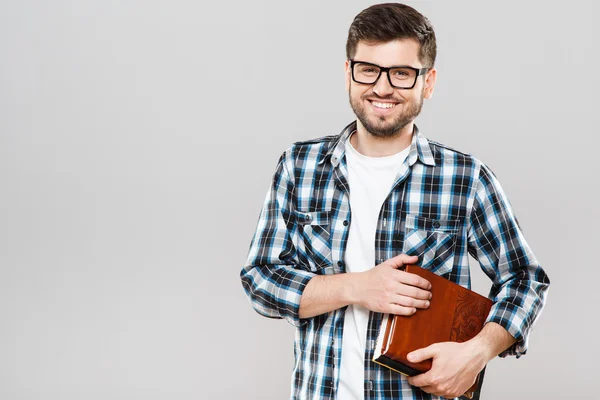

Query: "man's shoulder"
<box><xmin>284</xmin><ymin>121</ymin><xmax>354</xmax><ymax>159</ymax></box>
<box><xmin>426</xmin><ymin>138</ymin><xmax>482</xmax><ymax>167</ymax></box>
<box><xmin>425</xmin><ymin>138</ymin><xmax>501</xmax><ymax>186</ymax></box>
<box><xmin>292</xmin><ymin>134</ymin><xmax>339</xmax><ymax>146</ymax></box>
<box><xmin>279</xmin><ymin>134</ymin><xmax>340</xmax><ymax>163</ymax></box>
<box><xmin>274</xmin><ymin>134</ymin><xmax>340</xmax><ymax>175</ymax></box>
<box><xmin>427</xmin><ymin>138</ymin><xmax>472</xmax><ymax>158</ymax></box>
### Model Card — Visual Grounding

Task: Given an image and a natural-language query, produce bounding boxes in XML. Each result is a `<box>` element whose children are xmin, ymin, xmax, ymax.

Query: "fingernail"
<box><xmin>429</xmin><ymin>292</ymin><xmax>432</xmax><ymax>299</ymax></box>
<box><xmin>425</xmin><ymin>301</ymin><xmax>430</xmax><ymax>307</ymax></box>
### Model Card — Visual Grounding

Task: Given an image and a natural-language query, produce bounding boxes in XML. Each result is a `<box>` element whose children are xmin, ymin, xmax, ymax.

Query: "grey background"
<box><xmin>1</xmin><ymin>0</ymin><xmax>597</xmax><ymax>399</ymax></box>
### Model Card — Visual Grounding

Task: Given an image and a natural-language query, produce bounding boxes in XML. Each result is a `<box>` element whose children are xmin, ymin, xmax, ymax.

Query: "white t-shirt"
<box><xmin>337</xmin><ymin>131</ymin><xmax>410</xmax><ymax>400</ymax></box>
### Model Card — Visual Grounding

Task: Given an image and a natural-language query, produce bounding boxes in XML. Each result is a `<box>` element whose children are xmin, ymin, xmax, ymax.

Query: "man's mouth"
<box><xmin>368</xmin><ymin>99</ymin><xmax>399</xmax><ymax>110</ymax></box>
<box><xmin>370</xmin><ymin>101</ymin><xmax>396</xmax><ymax>109</ymax></box>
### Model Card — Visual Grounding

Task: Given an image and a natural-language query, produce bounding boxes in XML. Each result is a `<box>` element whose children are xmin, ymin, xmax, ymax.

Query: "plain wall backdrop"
<box><xmin>1</xmin><ymin>0</ymin><xmax>598</xmax><ymax>399</ymax></box>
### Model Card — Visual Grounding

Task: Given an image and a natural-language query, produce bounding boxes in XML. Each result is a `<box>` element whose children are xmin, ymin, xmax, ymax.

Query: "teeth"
<box><xmin>372</xmin><ymin>101</ymin><xmax>395</xmax><ymax>109</ymax></box>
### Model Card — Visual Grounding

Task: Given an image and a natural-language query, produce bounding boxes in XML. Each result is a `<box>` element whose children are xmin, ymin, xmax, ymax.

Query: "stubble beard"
<box><xmin>349</xmin><ymin>86</ymin><xmax>424</xmax><ymax>139</ymax></box>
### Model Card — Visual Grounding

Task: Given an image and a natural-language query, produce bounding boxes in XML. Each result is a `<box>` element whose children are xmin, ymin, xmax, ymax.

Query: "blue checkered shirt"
<box><xmin>240</xmin><ymin>121</ymin><xmax>550</xmax><ymax>400</ymax></box>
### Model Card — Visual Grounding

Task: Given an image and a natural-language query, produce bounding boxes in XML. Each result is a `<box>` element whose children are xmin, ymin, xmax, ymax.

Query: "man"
<box><xmin>240</xmin><ymin>3</ymin><xmax>549</xmax><ymax>399</ymax></box>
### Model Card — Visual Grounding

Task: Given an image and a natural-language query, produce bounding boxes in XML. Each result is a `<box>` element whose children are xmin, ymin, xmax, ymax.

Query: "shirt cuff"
<box><xmin>485</xmin><ymin>300</ymin><xmax>529</xmax><ymax>358</ymax></box>
<box><xmin>276</xmin><ymin>267</ymin><xmax>316</xmax><ymax>328</ymax></box>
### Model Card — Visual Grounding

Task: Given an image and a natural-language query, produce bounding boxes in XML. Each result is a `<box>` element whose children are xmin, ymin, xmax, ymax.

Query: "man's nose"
<box><xmin>373</xmin><ymin>71</ymin><xmax>395</xmax><ymax>97</ymax></box>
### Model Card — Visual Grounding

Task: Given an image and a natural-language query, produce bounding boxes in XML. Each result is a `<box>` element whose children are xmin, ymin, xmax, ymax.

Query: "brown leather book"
<box><xmin>373</xmin><ymin>265</ymin><xmax>493</xmax><ymax>400</ymax></box>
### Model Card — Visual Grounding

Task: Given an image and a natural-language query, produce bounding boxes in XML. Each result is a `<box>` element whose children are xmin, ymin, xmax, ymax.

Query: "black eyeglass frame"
<box><xmin>349</xmin><ymin>59</ymin><xmax>429</xmax><ymax>89</ymax></box>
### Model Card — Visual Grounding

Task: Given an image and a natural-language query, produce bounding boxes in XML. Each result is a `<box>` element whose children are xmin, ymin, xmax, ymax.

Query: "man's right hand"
<box><xmin>352</xmin><ymin>254</ymin><xmax>432</xmax><ymax>315</ymax></box>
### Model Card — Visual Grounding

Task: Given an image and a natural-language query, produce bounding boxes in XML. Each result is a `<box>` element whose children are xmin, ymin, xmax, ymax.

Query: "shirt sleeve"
<box><xmin>467</xmin><ymin>163</ymin><xmax>550</xmax><ymax>358</ymax></box>
<box><xmin>240</xmin><ymin>150</ymin><xmax>315</xmax><ymax>328</ymax></box>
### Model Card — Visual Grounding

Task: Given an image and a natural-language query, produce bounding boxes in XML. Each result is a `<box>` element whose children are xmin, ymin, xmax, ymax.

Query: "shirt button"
<box><xmin>343</xmin><ymin>220</ymin><xmax>349</xmax><ymax>226</ymax></box>
<box><xmin>432</xmin><ymin>220</ymin><xmax>440</xmax><ymax>229</ymax></box>
<box><xmin>305</xmin><ymin>214</ymin><xmax>312</xmax><ymax>222</ymax></box>
<box><xmin>337</xmin><ymin>261</ymin><xmax>343</xmax><ymax>267</ymax></box>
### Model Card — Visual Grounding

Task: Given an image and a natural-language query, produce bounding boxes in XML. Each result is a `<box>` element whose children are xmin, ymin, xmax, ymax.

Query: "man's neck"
<box><xmin>349</xmin><ymin>120</ymin><xmax>414</xmax><ymax>157</ymax></box>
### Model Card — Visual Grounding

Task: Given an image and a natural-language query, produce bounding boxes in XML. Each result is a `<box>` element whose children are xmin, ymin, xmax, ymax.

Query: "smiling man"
<box><xmin>241</xmin><ymin>3</ymin><xmax>549</xmax><ymax>400</ymax></box>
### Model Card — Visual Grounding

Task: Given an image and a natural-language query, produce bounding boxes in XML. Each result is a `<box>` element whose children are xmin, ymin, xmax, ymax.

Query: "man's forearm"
<box><xmin>470</xmin><ymin>321</ymin><xmax>517</xmax><ymax>363</ymax></box>
<box><xmin>298</xmin><ymin>255</ymin><xmax>431</xmax><ymax>319</ymax></box>
<box><xmin>298</xmin><ymin>273</ymin><xmax>359</xmax><ymax>319</ymax></box>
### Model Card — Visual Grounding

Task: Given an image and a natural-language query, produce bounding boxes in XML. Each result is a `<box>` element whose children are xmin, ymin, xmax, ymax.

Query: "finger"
<box><xmin>388</xmin><ymin>303</ymin><xmax>417</xmax><ymax>316</ymax></box>
<box><xmin>417</xmin><ymin>385</ymin><xmax>441</xmax><ymax>396</ymax></box>
<box><xmin>407</xmin><ymin>344</ymin><xmax>438</xmax><ymax>364</ymax></box>
<box><xmin>407</xmin><ymin>371</ymin><xmax>431</xmax><ymax>387</ymax></box>
<box><xmin>385</xmin><ymin>254</ymin><xmax>419</xmax><ymax>268</ymax></box>
<box><xmin>395</xmin><ymin>270</ymin><xmax>432</xmax><ymax>290</ymax></box>
<box><xmin>395</xmin><ymin>283</ymin><xmax>432</xmax><ymax>300</ymax></box>
<box><xmin>392</xmin><ymin>294</ymin><xmax>430</xmax><ymax>309</ymax></box>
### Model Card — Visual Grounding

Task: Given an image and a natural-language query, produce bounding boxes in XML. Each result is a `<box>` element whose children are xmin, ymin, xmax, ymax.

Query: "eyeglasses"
<box><xmin>349</xmin><ymin>59</ymin><xmax>429</xmax><ymax>89</ymax></box>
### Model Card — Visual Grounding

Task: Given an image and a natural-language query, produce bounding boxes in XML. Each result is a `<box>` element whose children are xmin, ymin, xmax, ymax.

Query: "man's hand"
<box><xmin>406</xmin><ymin>341</ymin><xmax>488</xmax><ymax>398</ymax></box>
<box><xmin>352</xmin><ymin>254</ymin><xmax>432</xmax><ymax>315</ymax></box>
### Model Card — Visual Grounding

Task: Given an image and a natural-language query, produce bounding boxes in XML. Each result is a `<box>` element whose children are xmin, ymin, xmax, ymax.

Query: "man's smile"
<box><xmin>367</xmin><ymin>99</ymin><xmax>401</xmax><ymax>115</ymax></box>
<box><xmin>370</xmin><ymin>101</ymin><xmax>397</xmax><ymax>109</ymax></box>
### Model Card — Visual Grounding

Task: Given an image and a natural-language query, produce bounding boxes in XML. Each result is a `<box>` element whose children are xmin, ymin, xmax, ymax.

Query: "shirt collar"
<box><xmin>319</xmin><ymin>121</ymin><xmax>436</xmax><ymax>167</ymax></box>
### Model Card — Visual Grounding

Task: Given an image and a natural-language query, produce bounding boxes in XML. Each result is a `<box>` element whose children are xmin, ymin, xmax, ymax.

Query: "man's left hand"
<box><xmin>406</xmin><ymin>341</ymin><xmax>488</xmax><ymax>398</ymax></box>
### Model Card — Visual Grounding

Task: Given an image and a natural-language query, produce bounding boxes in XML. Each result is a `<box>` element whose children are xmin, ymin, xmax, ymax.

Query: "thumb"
<box><xmin>385</xmin><ymin>253</ymin><xmax>418</xmax><ymax>268</ymax></box>
<box><xmin>407</xmin><ymin>344</ymin><xmax>438</xmax><ymax>363</ymax></box>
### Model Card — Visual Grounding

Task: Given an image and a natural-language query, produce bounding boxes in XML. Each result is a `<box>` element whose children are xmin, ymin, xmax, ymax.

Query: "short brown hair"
<box><xmin>346</xmin><ymin>3</ymin><xmax>437</xmax><ymax>68</ymax></box>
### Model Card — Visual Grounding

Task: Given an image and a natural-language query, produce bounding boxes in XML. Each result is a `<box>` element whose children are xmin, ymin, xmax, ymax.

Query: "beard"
<box><xmin>349</xmin><ymin>86</ymin><xmax>424</xmax><ymax>139</ymax></box>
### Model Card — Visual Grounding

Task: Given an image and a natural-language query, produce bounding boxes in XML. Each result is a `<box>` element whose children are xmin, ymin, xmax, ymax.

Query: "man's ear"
<box><xmin>423</xmin><ymin>67</ymin><xmax>437</xmax><ymax>99</ymax></box>
<box><xmin>344</xmin><ymin>59</ymin><xmax>351</xmax><ymax>92</ymax></box>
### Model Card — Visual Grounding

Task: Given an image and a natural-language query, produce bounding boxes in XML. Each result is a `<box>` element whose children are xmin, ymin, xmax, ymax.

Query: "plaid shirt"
<box><xmin>241</xmin><ymin>121</ymin><xmax>550</xmax><ymax>400</ymax></box>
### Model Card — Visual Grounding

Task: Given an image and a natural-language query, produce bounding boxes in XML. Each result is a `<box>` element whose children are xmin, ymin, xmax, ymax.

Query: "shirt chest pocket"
<box><xmin>402</xmin><ymin>214</ymin><xmax>461</xmax><ymax>276</ymax></box>
<box><xmin>293</xmin><ymin>209</ymin><xmax>332</xmax><ymax>272</ymax></box>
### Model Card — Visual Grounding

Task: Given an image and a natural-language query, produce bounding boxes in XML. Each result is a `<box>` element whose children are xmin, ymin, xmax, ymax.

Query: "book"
<box><xmin>373</xmin><ymin>264</ymin><xmax>493</xmax><ymax>400</ymax></box>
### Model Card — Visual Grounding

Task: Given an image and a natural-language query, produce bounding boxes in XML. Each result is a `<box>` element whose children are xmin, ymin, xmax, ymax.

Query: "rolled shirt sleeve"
<box><xmin>467</xmin><ymin>163</ymin><xmax>550</xmax><ymax>358</ymax></box>
<box><xmin>240</xmin><ymin>150</ymin><xmax>315</xmax><ymax>327</ymax></box>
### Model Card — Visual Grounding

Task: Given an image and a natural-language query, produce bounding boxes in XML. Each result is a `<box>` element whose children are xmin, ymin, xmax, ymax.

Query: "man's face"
<box><xmin>345</xmin><ymin>39</ymin><xmax>437</xmax><ymax>138</ymax></box>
